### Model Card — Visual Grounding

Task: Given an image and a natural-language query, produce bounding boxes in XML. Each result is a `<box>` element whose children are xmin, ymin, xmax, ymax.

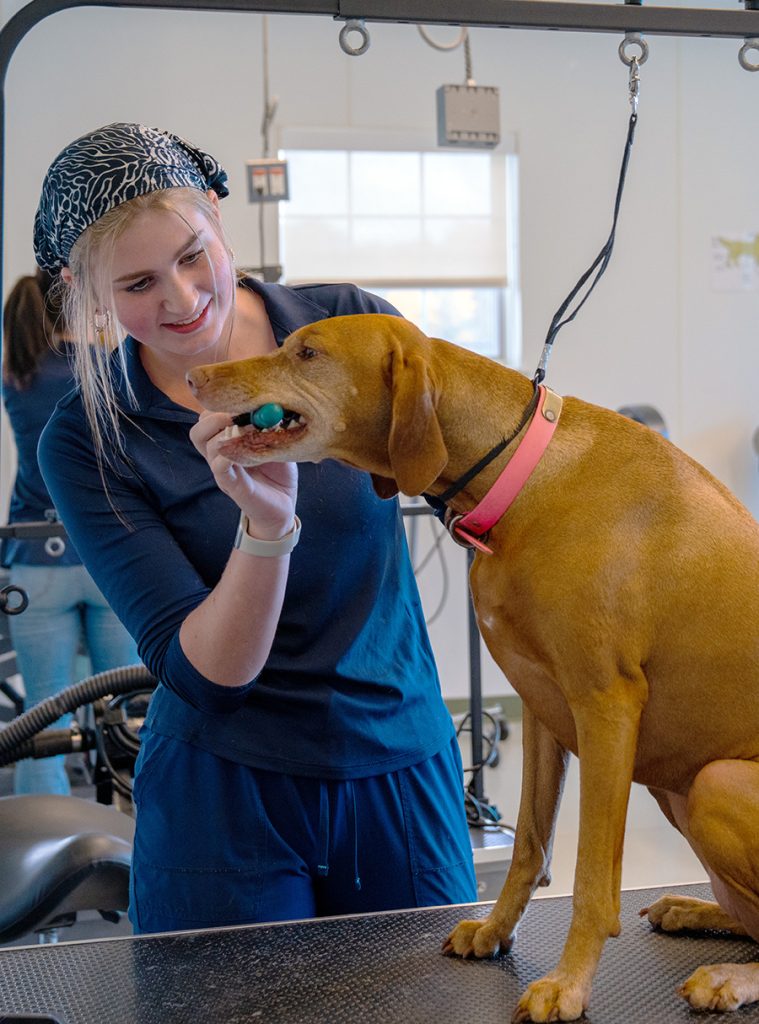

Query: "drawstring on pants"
<box><xmin>348</xmin><ymin>779</ymin><xmax>361</xmax><ymax>892</ymax></box>
<box><xmin>316</xmin><ymin>780</ymin><xmax>361</xmax><ymax>891</ymax></box>
<box><xmin>317</xmin><ymin>781</ymin><xmax>330</xmax><ymax>877</ymax></box>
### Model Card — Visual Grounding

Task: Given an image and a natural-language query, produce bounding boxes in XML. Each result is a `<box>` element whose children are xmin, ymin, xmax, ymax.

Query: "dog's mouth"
<box><xmin>217</xmin><ymin>405</ymin><xmax>308</xmax><ymax>461</ymax></box>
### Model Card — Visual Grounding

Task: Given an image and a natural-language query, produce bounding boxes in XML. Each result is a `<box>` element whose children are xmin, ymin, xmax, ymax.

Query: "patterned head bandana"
<box><xmin>34</xmin><ymin>122</ymin><xmax>229</xmax><ymax>273</ymax></box>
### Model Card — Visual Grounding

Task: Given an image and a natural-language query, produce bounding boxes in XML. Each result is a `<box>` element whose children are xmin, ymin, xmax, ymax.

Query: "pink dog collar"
<box><xmin>449</xmin><ymin>384</ymin><xmax>563</xmax><ymax>552</ymax></box>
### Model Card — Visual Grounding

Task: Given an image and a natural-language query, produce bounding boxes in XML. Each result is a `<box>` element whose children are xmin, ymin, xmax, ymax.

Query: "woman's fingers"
<box><xmin>189</xmin><ymin>410</ymin><xmax>231</xmax><ymax>455</ymax></box>
<box><xmin>192</xmin><ymin>410</ymin><xmax>298</xmax><ymax>534</ymax></box>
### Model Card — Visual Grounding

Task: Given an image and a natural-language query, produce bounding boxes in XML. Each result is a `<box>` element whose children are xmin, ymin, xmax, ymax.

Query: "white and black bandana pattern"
<box><xmin>34</xmin><ymin>122</ymin><xmax>229</xmax><ymax>273</ymax></box>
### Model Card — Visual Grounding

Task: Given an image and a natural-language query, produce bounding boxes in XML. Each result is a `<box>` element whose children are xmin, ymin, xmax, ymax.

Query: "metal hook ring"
<box><xmin>739</xmin><ymin>38</ymin><xmax>759</xmax><ymax>71</ymax></box>
<box><xmin>416</xmin><ymin>24</ymin><xmax>468</xmax><ymax>52</ymax></box>
<box><xmin>445</xmin><ymin>513</ymin><xmax>476</xmax><ymax>550</ymax></box>
<box><xmin>619</xmin><ymin>33</ymin><xmax>649</xmax><ymax>67</ymax></box>
<box><xmin>0</xmin><ymin>584</ymin><xmax>29</xmax><ymax>615</ymax></box>
<box><xmin>339</xmin><ymin>19</ymin><xmax>370</xmax><ymax>57</ymax></box>
<box><xmin>44</xmin><ymin>536</ymin><xmax>66</xmax><ymax>558</ymax></box>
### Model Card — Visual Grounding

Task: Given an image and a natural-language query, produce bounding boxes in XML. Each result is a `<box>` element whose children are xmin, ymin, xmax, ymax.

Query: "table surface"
<box><xmin>0</xmin><ymin>882</ymin><xmax>757</xmax><ymax>1024</ymax></box>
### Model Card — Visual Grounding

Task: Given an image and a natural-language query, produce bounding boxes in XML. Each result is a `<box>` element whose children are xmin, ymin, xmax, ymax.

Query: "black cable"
<box><xmin>456</xmin><ymin>709</ymin><xmax>516</xmax><ymax>834</ymax></box>
<box><xmin>456</xmin><ymin>708</ymin><xmax>501</xmax><ymax>769</ymax></box>
<box><xmin>95</xmin><ymin>726</ymin><xmax>135</xmax><ymax>800</ymax></box>
<box><xmin>412</xmin><ymin>518</ymin><xmax>450</xmax><ymax>627</ymax></box>
<box><xmin>465</xmin><ymin>789</ymin><xmax>516</xmax><ymax>835</ymax></box>
<box><xmin>413</xmin><ymin>517</ymin><xmax>447</xmax><ymax>575</ymax></box>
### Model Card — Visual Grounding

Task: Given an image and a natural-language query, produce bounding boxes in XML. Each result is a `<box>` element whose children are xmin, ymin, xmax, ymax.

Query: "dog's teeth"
<box><xmin>286</xmin><ymin>419</ymin><xmax>299</xmax><ymax>430</ymax></box>
<box><xmin>230</xmin><ymin>424</ymin><xmax>242</xmax><ymax>438</ymax></box>
<box><xmin>223</xmin><ymin>426</ymin><xmax>232</xmax><ymax>441</ymax></box>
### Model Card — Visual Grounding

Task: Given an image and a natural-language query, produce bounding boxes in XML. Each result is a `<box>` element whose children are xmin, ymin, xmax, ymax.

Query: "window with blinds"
<box><xmin>278</xmin><ymin>140</ymin><xmax>521</xmax><ymax>365</ymax></box>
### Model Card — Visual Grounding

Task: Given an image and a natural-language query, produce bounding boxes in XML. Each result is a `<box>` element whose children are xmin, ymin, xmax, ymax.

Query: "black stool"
<box><xmin>0</xmin><ymin>794</ymin><xmax>134</xmax><ymax>944</ymax></box>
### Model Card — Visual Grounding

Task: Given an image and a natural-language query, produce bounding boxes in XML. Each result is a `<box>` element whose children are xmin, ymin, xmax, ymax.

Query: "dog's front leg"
<box><xmin>443</xmin><ymin>705</ymin><xmax>569</xmax><ymax>958</ymax></box>
<box><xmin>512</xmin><ymin>685</ymin><xmax>643</xmax><ymax>1023</ymax></box>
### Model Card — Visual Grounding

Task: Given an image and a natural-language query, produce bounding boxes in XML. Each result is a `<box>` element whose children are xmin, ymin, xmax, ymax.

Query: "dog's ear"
<box><xmin>386</xmin><ymin>348</ymin><xmax>448</xmax><ymax>495</ymax></box>
<box><xmin>370</xmin><ymin>474</ymin><xmax>400</xmax><ymax>499</ymax></box>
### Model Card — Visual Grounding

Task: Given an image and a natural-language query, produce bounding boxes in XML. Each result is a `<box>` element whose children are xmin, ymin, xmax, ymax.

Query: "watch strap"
<box><xmin>234</xmin><ymin>513</ymin><xmax>301</xmax><ymax>557</ymax></box>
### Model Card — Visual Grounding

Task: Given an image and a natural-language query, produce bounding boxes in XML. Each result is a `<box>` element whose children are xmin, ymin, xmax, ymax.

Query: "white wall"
<box><xmin>1</xmin><ymin>5</ymin><xmax>757</xmax><ymax>699</ymax></box>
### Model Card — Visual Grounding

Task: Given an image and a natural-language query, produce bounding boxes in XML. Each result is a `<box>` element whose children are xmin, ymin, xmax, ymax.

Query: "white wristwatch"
<box><xmin>234</xmin><ymin>513</ymin><xmax>302</xmax><ymax>557</ymax></box>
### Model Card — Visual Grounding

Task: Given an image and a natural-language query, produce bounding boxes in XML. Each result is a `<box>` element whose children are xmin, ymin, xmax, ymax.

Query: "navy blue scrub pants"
<box><xmin>129</xmin><ymin>728</ymin><xmax>477</xmax><ymax>934</ymax></box>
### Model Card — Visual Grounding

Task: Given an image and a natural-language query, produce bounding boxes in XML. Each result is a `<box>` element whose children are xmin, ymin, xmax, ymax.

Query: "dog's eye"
<box><xmin>298</xmin><ymin>346</ymin><xmax>317</xmax><ymax>361</ymax></box>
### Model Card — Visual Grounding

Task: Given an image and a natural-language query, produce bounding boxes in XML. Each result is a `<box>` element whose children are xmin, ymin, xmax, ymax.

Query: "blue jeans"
<box><xmin>129</xmin><ymin>731</ymin><xmax>477</xmax><ymax>933</ymax></box>
<box><xmin>9</xmin><ymin>563</ymin><xmax>140</xmax><ymax>796</ymax></box>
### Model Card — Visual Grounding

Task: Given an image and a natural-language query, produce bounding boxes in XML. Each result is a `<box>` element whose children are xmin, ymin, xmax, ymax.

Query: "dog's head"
<box><xmin>187</xmin><ymin>313</ymin><xmax>449</xmax><ymax>498</ymax></box>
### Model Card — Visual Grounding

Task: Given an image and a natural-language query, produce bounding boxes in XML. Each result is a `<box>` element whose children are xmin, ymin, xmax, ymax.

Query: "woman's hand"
<box><xmin>190</xmin><ymin>410</ymin><xmax>298</xmax><ymax>541</ymax></box>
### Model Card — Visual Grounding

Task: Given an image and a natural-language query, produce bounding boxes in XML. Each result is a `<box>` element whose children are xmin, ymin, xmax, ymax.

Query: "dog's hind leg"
<box><xmin>640</xmin><ymin>894</ymin><xmax>749</xmax><ymax>935</ymax></box>
<box><xmin>442</xmin><ymin>705</ymin><xmax>569</xmax><ymax>959</ymax></box>
<box><xmin>641</xmin><ymin>787</ymin><xmax>748</xmax><ymax>937</ymax></box>
<box><xmin>675</xmin><ymin>759</ymin><xmax>759</xmax><ymax>1012</ymax></box>
<box><xmin>512</xmin><ymin>679</ymin><xmax>644</xmax><ymax>1023</ymax></box>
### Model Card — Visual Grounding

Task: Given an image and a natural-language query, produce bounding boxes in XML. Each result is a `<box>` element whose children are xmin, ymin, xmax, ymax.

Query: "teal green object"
<box><xmin>251</xmin><ymin>403</ymin><xmax>284</xmax><ymax>428</ymax></box>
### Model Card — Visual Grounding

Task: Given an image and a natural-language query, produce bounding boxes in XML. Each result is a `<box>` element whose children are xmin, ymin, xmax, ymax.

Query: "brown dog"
<box><xmin>187</xmin><ymin>313</ymin><xmax>759</xmax><ymax>1022</ymax></box>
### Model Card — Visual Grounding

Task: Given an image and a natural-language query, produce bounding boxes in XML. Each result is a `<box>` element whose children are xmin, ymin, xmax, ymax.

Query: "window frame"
<box><xmin>276</xmin><ymin>128</ymin><xmax>521</xmax><ymax>367</ymax></box>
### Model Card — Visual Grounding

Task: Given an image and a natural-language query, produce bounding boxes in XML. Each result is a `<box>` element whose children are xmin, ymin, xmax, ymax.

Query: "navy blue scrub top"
<box><xmin>39</xmin><ymin>280</ymin><xmax>455</xmax><ymax>779</ymax></box>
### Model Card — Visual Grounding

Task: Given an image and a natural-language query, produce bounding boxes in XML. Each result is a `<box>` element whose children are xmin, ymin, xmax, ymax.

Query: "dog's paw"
<box><xmin>640</xmin><ymin>894</ymin><xmax>706</xmax><ymax>931</ymax></box>
<box><xmin>640</xmin><ymin>895</ymin><xmax>745</xmax><ymax>934</ymax></box>
<box><xmin>678</xmin><ymin>963</ymin><xmax>759</xmax><ymax>1012</ymax></box>
<box><xmin>441</xmin><ymin>918</ymin><xmax>507</xmax><ymax>959</ymax></box>
<box><xmin>512</xmin><ymin>974</ymin><xmax>588</xmax><ymax>1023</ymax></box>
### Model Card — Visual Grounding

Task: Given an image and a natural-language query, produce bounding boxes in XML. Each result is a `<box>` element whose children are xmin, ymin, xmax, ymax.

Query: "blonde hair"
<box><xmin>62</xmin><ymin>187</ymin><xmax>235</xmax><ymax>471</ymax></box>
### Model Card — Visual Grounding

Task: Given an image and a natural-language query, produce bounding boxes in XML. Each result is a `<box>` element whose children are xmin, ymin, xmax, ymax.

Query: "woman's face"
<box><xmin>109</xmin><ymin>199</ymin><xmax>234</xmax><ymax>365</ymax></box>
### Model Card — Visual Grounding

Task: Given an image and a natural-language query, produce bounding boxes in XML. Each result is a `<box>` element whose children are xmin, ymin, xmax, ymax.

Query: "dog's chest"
<box><xmin>507</xmin><ymin>666</ymin><xmax>578</xmax><ymax>754</ymax></box>
<box><xmin>475</xmin><ymin>611</ymin><xmax>579</xmax><ymax>753</ymax></box>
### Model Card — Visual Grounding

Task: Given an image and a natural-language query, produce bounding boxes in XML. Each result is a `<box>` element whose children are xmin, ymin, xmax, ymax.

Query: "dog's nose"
<box><xmin>186</xmin><ymin>367</ymin><xmax>208</xmax><ymax>393</ymax></box>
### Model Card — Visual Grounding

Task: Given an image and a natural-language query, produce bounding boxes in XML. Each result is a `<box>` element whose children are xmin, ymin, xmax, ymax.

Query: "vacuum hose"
<box><xmin>0</xmin><ymin>665</ymin><xmax>158</xmax><ymax>761</ymax></box>
<box><xmin>0</xmin><ymin>726</ymin><xmax>98</xmax><ymax>766</ymax></box>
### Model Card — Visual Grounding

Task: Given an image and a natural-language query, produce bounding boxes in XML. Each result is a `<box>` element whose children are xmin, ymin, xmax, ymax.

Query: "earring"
<box><xmin>94</xmin><ymin>309</ymin><xmax>111</xmax><ymax>344</ymax></box>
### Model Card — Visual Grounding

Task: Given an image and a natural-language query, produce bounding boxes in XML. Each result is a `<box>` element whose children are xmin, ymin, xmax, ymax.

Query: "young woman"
<box><xmin>33</xmin><ymin>122</ymin><xmax>477</xmax><ymax>933</ymax></box>
<box><xmin>2</xmin><ymin>268</ymin><xmax>140</xmax><ymax>795</ymax></box>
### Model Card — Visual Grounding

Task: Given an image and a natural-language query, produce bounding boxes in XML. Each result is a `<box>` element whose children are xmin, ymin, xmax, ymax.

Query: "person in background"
<box><xmin>1</xmin><ymin>268</ymin><xmax>141</xmax><ymax>795</ymax></box>
<box><xmin>32</xmin><ymin>122</ymin><xmax>477</xmax><ymax>933</ymax></box>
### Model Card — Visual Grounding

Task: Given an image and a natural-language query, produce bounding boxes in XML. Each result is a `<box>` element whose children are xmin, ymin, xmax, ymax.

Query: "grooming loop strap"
<box><xmin>533</xmin><ymin>37</ymin><xmax>643</xmax><ymax>388</ymax></box>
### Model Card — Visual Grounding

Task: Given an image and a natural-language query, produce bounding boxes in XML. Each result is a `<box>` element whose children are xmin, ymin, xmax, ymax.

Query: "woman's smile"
<box><xmin>163</xmin><ymin>299</ymin><xmax>212</xmax><ymax>334</ymax></box>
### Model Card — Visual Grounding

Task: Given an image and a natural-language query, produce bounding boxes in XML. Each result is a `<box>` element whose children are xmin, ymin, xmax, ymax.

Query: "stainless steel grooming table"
<box><xmin>0</xmin><ymin>883</ymin><xmax>757</xmax><ymax>1024</ymax></box>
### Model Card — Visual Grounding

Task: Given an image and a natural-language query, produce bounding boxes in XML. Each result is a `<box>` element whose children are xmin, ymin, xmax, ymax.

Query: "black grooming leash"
<box><xmin>437</xmin><ymin>105</ymin><xmax>640</xmax><ymax>507</ymax></box>
<box><xmin>533</xmin><ymin>109</ymin><xmax>639</xmax><ymax>387</ymax></box>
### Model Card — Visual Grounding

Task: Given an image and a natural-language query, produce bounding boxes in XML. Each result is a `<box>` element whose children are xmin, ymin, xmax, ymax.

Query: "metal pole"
<box><xmin>339</xmin><ymin>0</ymin><xmax>759</xmax><ymax>38</ymax></box>
<box><xmin>466</xmin><ymin>548</ymin><xmax>485</xmax><ymax>803</ymax></box>
<box><xmin>402</xmin><ymin>505</ymin><xmax>487</xmax><ymax>803</ymax></box>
